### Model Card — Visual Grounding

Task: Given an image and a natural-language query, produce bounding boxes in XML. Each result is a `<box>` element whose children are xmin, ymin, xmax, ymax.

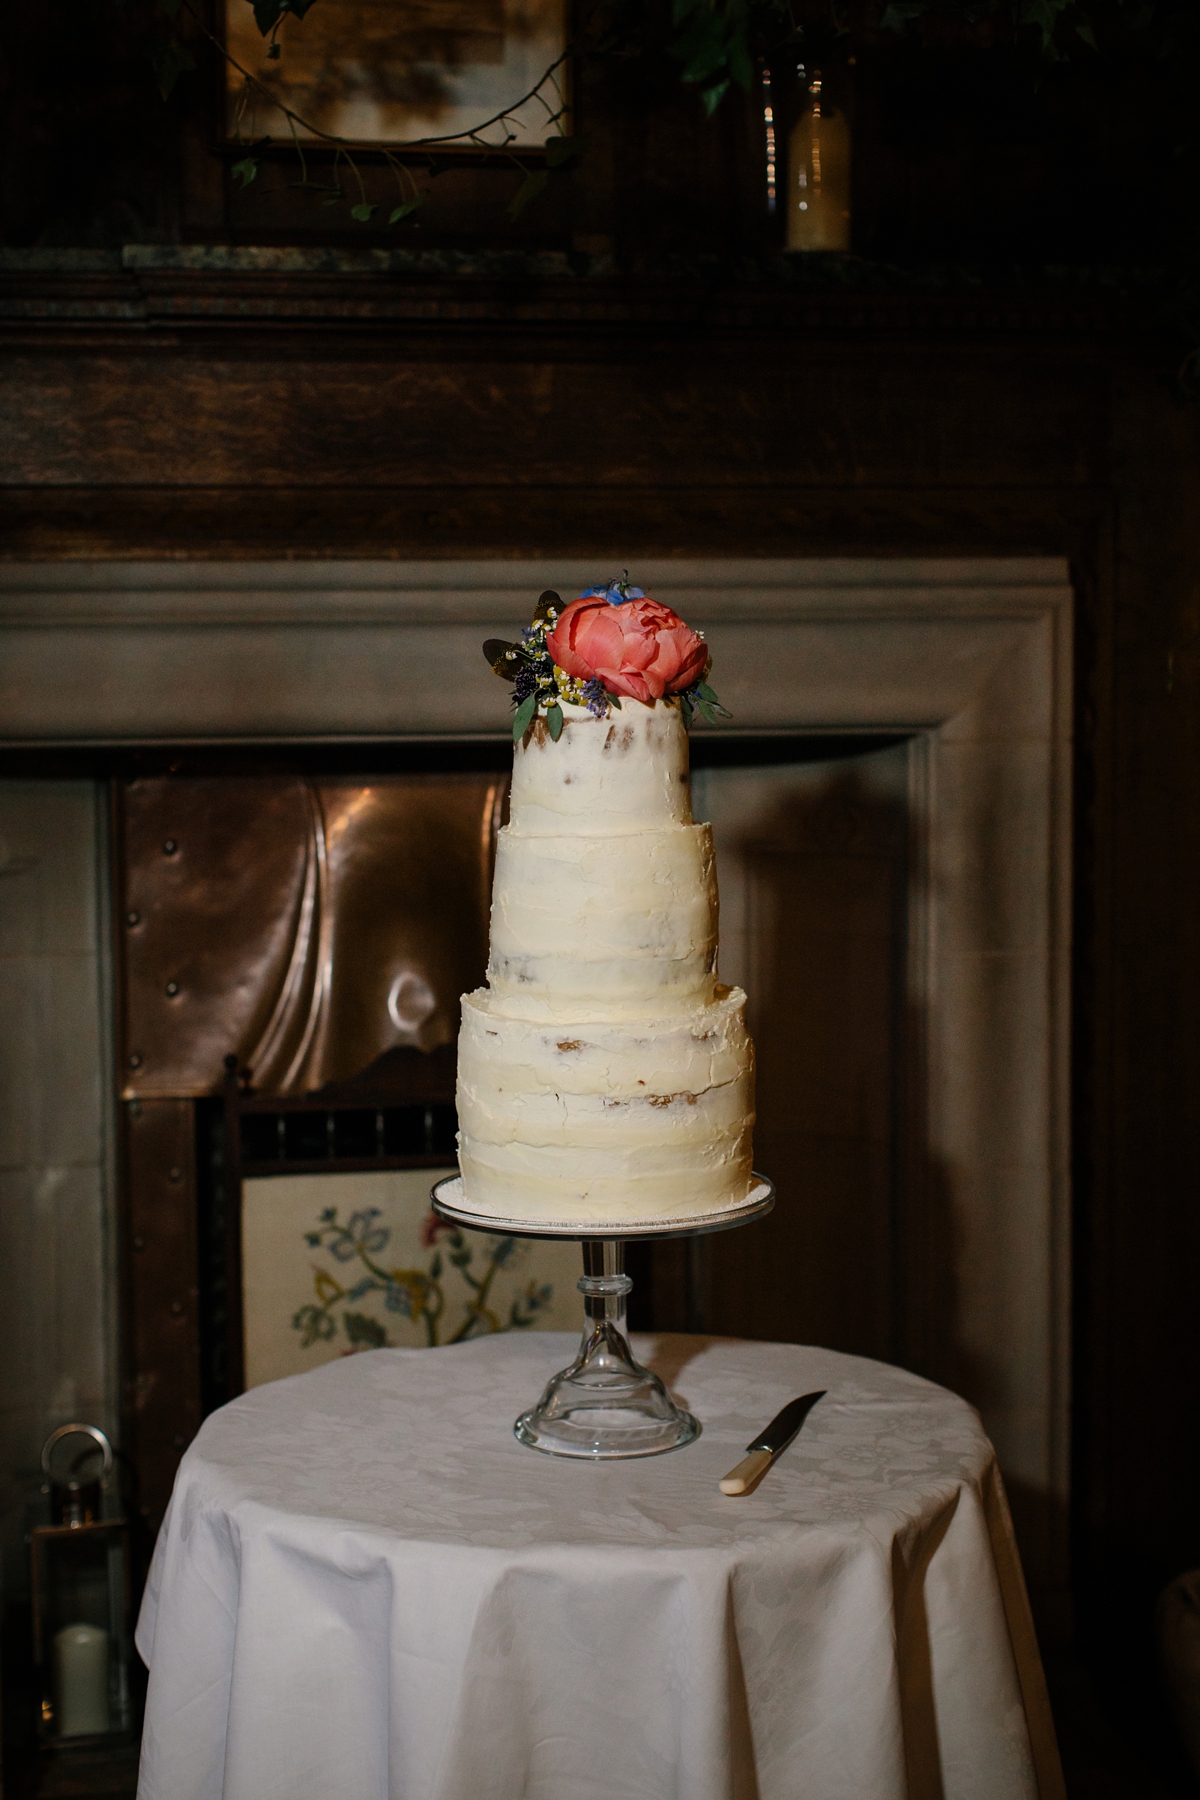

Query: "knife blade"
<box><xmin>718</xmin><ymin>1390</ymin><xmax>826</xmax><ymax>1496</ymax></box>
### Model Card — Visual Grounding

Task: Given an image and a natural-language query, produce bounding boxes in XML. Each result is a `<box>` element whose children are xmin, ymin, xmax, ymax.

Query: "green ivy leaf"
<box><xmin>701</xmin><ymin>79</ymin><xmax>731</xmax><ymax>116</ymax></box>
<box><xmin>231</xmin><ymin>156</ymin><xmax>259</xmax><ymax>188</ymax></box>
<box><xmin>512</xmin><ymin>694</ymin><xmax>537</xmax><ymax>741</ymax></box>
<box><xmin>545</xmin><ymin>135</ymin><xmax>589</xmax><ymax>169</ymax></box>
<box><xmin>148</xmin><ymin>38</ymin><xmax>196</xmax><ymax>99</ymax></box>
<box><xmin>1076</xmin><ymin>22</ymin><xmax>1097</xmax><ymax>48</ymax></box>
<box><xmin>879</xmin><ymin>1</ymin><xmax>928</xmax><ymax>28</ymax></box>
<box><xmin>389</xmin><ymin>194</ymin><xmax>426</xmax><ymax>224</ymax></box>
<box><xmin>509</xmin><ymin>169</ymin><xmax>549</xmax><ymax>220</ymax></box>
<box><xmin>350</xmin><ymin>202</ymin><xmax>378</xmax><ymax>223</ymax></box>
<box><xmin>253</xmin><ymin>0</ymin><xmax>286</xmax><ymax>33</ymax></box>
<box><xmin>727</xmin><ymin>38</ymin><xmax>754</xmax><ymax>92</ymax></box>
<box><xmin>546</xmin><ymin>701</ymin><xmax>564</xmax><ymax>741</ymax></box>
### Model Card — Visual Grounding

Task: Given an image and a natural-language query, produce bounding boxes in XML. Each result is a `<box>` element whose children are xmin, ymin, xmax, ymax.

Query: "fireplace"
<box><xmin>0</xmin><ymin>554</ymin><xmax>1071</xmax><ymax>1616</ymax></box>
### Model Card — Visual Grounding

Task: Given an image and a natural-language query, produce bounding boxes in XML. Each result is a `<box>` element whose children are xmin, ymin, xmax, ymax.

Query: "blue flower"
<box><xmin>581</xmin><ymin>574</ymin><xmax>646</xmax><ymax>606</ymax></box>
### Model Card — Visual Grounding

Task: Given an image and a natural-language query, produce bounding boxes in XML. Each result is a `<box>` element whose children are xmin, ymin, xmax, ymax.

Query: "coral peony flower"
<box><xmin>546</xmin><ymin>594</ymin><xmax>708</xmax><ymax>704</ymax></box>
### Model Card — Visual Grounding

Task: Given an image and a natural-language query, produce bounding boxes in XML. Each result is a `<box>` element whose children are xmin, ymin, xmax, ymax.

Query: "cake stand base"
<box><xmin>515</xmin><ymin>1240</ymin><xmax>699</xmax><ymax>1458</ymax></box>
<box><xmin>431</xmin><ymin>1177</ymin><xmax>774</xmax><ymax>1460</ymax></box>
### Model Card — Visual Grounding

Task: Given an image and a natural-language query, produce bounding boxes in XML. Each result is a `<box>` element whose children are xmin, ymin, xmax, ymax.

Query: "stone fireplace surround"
<box><xmin>0</xmin><ymin>554</ymin><xmax>1071</xmax><ymax>1601</ymax></box>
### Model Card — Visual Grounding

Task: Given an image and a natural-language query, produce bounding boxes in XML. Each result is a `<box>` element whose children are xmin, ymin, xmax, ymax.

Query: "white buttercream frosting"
<box><xmin>456</xmin><ymin>698</ymin><xmax>755</xmax><ymax>1224</ymax></box>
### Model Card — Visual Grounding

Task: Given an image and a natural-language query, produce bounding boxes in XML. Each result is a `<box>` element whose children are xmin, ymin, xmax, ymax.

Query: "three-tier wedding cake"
<box><xmin>455</xmin><ymin>580</ymin><xmax>756</xmax><ymax>1226</ymax></box>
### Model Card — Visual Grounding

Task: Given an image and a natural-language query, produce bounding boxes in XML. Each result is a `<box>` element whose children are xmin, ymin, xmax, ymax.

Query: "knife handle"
<box><xmin>718</xmin><ymin>1448</ymin><xmax>772</xmax><ymax>1495</ymax></box>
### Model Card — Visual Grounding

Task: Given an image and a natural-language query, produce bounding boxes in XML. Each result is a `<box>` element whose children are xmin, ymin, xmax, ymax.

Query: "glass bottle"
<box><xmin>785</xmin><ymin>69</ymin><xmax>851</xmax><ymax>252</ymax></box>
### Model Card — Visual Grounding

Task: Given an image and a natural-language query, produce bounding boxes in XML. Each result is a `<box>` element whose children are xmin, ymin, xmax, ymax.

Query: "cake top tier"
<box><xmin>509</xmin><ymin>700</ymin><xmax>692</xmax><ymax>836</ymax></box>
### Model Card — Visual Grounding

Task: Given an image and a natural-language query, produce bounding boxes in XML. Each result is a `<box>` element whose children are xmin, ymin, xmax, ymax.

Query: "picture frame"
<box><xmin>223</xmin><ymin>0</ymin><xmax>570</xmax><ymax>151</ymax></box>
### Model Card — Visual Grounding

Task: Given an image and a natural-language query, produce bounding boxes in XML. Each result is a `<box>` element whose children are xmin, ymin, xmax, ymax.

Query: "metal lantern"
<box><xmin>30</xmin><ymin>1424</ymin><xmax>131</xmax><ymax>1743</ymax></box>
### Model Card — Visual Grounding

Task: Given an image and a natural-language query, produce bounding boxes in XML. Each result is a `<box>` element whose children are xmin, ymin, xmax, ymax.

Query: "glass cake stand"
<box><xmin>430</xmin><ymin>1175</ymin><xmax>774</xmax><ymax>1459</ymax></box>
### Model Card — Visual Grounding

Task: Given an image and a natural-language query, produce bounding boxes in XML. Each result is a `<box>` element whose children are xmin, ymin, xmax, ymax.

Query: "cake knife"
<box><xmin>718</xmin><ymin>1391</ymin><xmax>826</xmax><ymax>1495</ymax></box>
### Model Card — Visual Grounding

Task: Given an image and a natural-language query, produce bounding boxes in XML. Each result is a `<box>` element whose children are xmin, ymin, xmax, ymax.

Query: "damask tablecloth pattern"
<box><xmin>136</xmin><ymin>1333</ymin><xmax>1064</xmax><ymax>1800</ymax></box>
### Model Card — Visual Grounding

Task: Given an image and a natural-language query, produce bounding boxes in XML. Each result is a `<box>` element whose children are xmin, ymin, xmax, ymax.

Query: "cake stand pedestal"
<box><xmin>430</xmin><ymin>1176</ymin><xmax>774</xmax><ymax>1459</ymax></box>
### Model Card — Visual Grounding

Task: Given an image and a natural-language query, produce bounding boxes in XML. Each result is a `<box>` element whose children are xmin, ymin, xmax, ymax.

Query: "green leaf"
<box><xmin>512</xmin><ymin>694</ymin><xmax>537</xmax><ymax>741</ymax></box>
<box><xmin>508</xmin><ymin>169</ymin><xmax>549</xmax><ymax>220</ymax></box>
<box><xmin>231</xmin><ymin>156</ymin><xmax>259</xmax><ymax>188</ymax></box>
<box><xmin>148</xmin><ymin>38</ymin><xmax>196</xmax><ymax>99</ymax></box>
<box><xmin>680</xmin><ymin>693</ymin><xmax>694</xmax><ymax>729</ymax></box>
<box><xmin>389</xmin><ymin>194</ymin><xmax>426</xmax><ymax>224</ymax></box>
<box><xmin>350</xmin><ymin>202</ymin><xmax>377</xmax><ymax>223</ymax></box>
<box><xmin>727</xmin><ymin>38</ymin><xmax>754</xmax><ymax>92</ymax></box>
<box><xmin>429</xmin><ymin>1252</ymin><xmax>442</xmax><ymax>1279</ymax></box>
<box><xmin>267</xmin><ymin>41</ymin><xmax>281</xmax><ymax>57</ymax></box>
<box><xmin>321</xmin><ymin>186</ymin><xmax>345</xmax><ymax>206</ymax></box>
<box><xmin>158</xmin><ymin>0</ymin><xmax>183</xmax><ymax>18</ymax></box>
<box><xmin>545</xmin><ymin>135</ymin><xmax>589</xmax><ymax>169</ymax></box>
<box><xmin>546</xmin><ymin>701</ymin><xmax>564</xmax><ymax>741</ymax></box>
<box><xmin>698</xmin><ymin>699</ymin><xmax>718</xmax><ymax>725</ymax></box>
<box><xmin>1076</xmin><ymin>22</ymin><xmax>1097</xmax><ymax>48</ymax></box>
<box><xmin>701</xmin><ymin>79</ymin><xmax>731</xmax><ymax>116</ymax></box>
<box><xmin>607</xmin><ymin>692</ymin><xmax>622</xmax><ymax>709</ymax></box>
<box><xmin>879</xmin><ymin>1</ymin><xmax>928</xmax><ymax>28</ymax></box>
<box><xmin>253</xmin><ymin>0</ymin><xmax>286</xmax><ymax>33</ymax></box>
<box><xmin>696</xmin><ymin>679</ymin><xmax>731</xmax><ymax>718</ymax></box>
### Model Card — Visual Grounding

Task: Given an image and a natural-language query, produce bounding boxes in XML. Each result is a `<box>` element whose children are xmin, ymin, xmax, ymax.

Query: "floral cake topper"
<box><xmin>483</xmin><ymin>575</ymin><xmax>731</xmax><ymax>743</ymax></box>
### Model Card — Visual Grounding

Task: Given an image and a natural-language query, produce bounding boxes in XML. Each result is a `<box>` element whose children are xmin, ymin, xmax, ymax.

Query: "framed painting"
<box><xmin>242</xmin><ymin>1166</ymin><xmax>582</xmax><ymax>1388</ymax></box>
<box><xmin>223</xmin><ymin>0</ymin><xmax>569</xmax><ymax>149</ymax></box>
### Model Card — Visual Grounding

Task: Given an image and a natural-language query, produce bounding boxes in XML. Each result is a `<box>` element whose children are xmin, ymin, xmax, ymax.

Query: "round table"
<box><xmin>135</xmin><ymin>1333</ymin><xmax>1064</xmax><ymax>1800</ymax></box>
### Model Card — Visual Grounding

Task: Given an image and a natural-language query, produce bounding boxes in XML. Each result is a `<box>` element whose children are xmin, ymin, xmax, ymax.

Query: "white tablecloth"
<box><xmin>136</xmin><ymin>1333</ymin><xmax>1064</xmax><ymax>1800</ymax></box>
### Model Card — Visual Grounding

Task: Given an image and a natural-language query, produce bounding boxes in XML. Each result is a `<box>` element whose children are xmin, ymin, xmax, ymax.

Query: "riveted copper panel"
<box><xmin>118</xmin><ymin>774</ymin><xmax>502</xmax><ymax>1098</ymax></box>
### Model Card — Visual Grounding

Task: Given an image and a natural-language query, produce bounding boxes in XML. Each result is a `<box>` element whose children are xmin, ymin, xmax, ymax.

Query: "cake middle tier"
<box><xmin>487</xmin><ymin>821</ymin><xmax>718</xmax><ymax>1009</ymax></box>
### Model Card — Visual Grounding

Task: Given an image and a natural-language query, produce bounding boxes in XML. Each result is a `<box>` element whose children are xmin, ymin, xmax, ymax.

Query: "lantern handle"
<box><xmin>41</xmin><ymin>1423</ymin><xmax>114</xmax><ymax>1483</ymax></box>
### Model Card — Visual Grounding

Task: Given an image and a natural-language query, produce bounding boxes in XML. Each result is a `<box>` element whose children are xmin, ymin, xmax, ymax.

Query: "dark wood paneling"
<box><xmin>0</xmin><ymin>342</ymin><xmax>1110</xmax><ymax>492</ymax></box>
<box><xmin>0</xmin><ymin>481</ymin><xmax>1107</xmax><ymax>562</ymax></box>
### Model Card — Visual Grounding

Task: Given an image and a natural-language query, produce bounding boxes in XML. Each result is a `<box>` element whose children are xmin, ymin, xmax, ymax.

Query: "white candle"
<box><xmin>53</xmin><ymin>1623</ymin><xmax>109</xmax><ymax>1738</ymax></box>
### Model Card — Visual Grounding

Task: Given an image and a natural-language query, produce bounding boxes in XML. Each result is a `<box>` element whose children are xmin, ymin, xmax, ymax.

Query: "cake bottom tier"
<box><xmin>456</xmin><ymin>986</ymin><xmax>755</xmax><ymax>1223</ymax></box>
